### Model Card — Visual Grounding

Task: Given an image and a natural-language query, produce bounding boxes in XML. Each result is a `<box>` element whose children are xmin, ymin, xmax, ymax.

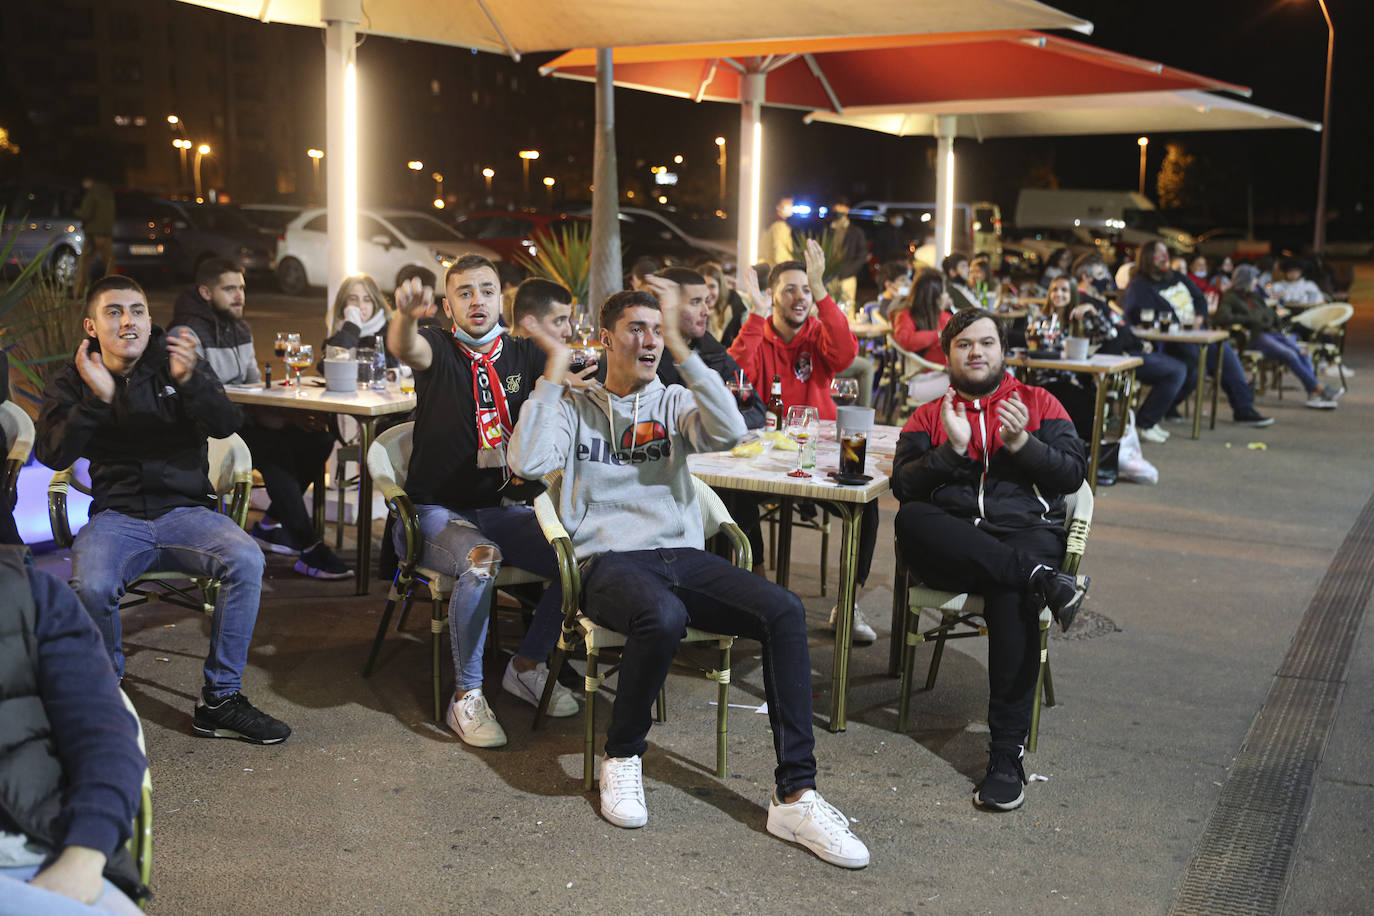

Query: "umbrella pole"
<box><xmin>734</xmin><ymin>72</ymin><xmax>765</xmax><ymax>281</ymax></box>
<box><xmin>589</xmin><ymin>48</ymin><xmax>623</xmax><ymax>319</ymax></box>
<box><xmin>933</xmin><ymin>114</ymin><xmax>956</xmax><ymax>261</ymax></box>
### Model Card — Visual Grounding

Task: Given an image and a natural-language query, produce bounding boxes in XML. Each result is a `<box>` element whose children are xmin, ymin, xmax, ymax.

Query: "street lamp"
<box><xmin>307</xmin><ymin>148</ymin><xmax>324</xmax><ymax>199</ymax></box>
<box><xmin>1311</xmin><ymin>0</ymin><xmax>1334</xmax><ymax>253</ymax></box>
<box><xmin>193</xmin><ymin>143</ymin><xmax>212</xmax><ymax>200</ymax></box>
<box><xmin>432</xmin><ymin>170</ymin><xmax>444</xmax><ymax>201</ymax></box>
<box><xmin>1137</xmin><ymin>136</ymin><xmax>1149</xmax><ymax>196</ymax></box>
<box><xmin>172</xmin><ymin>138</ymin><xmax>192</xmax><ymax>189</ymax></box>
<box><xmin>542</xmin><ymin>175</ymin><xmax>555</xmax><ymax>208</ymax></box>
<box><xmin>673</xmin><ymin>154</ymin><xmax>684</xmax><ymax>165</ymax></box>
<box><xmin>518</xmin><ymin>150</ymin><xmax>540</xmax><ymax>204</ymax></box>
<box><xmin>715</xmin><ymin>136</ymin><xmax>727</xmax><ymax>207</ymax></box>
<box><xmin>482</xmin><ymin>167</ymin><xmax>495</xmax><ymax>203</ymax></box>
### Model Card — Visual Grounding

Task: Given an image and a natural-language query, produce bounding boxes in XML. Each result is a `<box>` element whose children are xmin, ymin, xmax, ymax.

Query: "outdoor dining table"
<box><xmin>1134</xmin><ymin>328</ymin><xmax>1230</xmax><ymax>439</ymax></box>
<box><xmin>224</xmin><ymin>379</ymin><xmax>416</xmax><ymax>595</ymax></box>
<box><xmin>1003</xmin><ymin>351</ymin><xmax>1142</xmax><ymax>492</ymax></box>
<box><xmin>687</xmin><ymin>420</ymin><xmax>901</xmax><ymax>732</ymax></box>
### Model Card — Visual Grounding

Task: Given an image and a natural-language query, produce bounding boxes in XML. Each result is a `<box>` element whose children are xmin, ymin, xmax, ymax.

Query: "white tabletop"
<box><xmin>1005</xmin><ymin>352</ymin><xmax>1144</xmax><ymax>374</ymax></box>
<box><xmin>224</xmin><ymin>380</ymin><xmax>416</xmax><ymax>418</ymax></box>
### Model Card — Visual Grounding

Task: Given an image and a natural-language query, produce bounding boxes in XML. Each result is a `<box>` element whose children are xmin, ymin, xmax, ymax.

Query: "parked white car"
<box><xmin>275</xmin><ymin>208</ymin><xmax>500</xmax><ymax>294</ymax></box>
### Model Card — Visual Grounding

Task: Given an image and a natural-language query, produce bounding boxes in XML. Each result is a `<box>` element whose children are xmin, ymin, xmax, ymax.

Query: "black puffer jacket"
<box><xmin>891</xmin><ymin>374</ymin><xmax>1085</xmax><ymax>540</ymax></box>
<box><xmin>36</xmin><ymin>327</ymin><xmax>243</xmax><ymax>519</ymax></box>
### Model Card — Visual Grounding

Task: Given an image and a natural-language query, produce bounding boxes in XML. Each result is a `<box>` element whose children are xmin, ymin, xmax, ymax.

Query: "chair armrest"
<box><xmin>3</xmin><ymin>458</ymin><xmax>19</xmax><ymax>510</ymax></box>
<box><xmin>47</xmin><ymin>467</ymin><xmax>76</xmax><ymax>548</ymax></box>
<box><xmin>717</xmin><ymin>521</ymin><xmax>753</xmax><ymax>571</ymax></box>
<box><xmin>1062</xmin><ymin>517</ymin><xmax>1090</xmax><ymax>576</ymax></box>
<box><xmin>388</xmin><ymin>491</ymin><xmax>423</xmax><ymax>572</ymax></box>
<box><xmin>531</xmin><ymin>490</ymin><xmax>570</xmax><ymax>543</ymax></box>
<box><xmin>226</xmin><ymin>479</ymin><xmax>252</xmax><ymax>530</ymax></box>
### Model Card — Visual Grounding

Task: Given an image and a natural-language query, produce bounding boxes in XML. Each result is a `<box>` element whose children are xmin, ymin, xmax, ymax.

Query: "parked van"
<box><xmin>1013</xmin><ymin>188</ymin><xmax>1195</xmax><ymax>255</ymax></box>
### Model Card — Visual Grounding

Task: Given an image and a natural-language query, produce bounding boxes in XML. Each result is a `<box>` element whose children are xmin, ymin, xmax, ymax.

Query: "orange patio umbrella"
<box><xmin>542</xmin><ymin>31</ymin><xmax>1250</xmax><ymax>269</ymax></box>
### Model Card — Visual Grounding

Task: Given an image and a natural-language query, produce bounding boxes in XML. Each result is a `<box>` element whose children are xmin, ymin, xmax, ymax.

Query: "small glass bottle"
<box><xmin>766</xmin><ymin>375</ymin><xmax>785</xmax><ymax>431</ymax></box>
<box><xmin>370</xmin><ymin>347</ymin><xmax>388</xmax><ymax>390</ymax></box>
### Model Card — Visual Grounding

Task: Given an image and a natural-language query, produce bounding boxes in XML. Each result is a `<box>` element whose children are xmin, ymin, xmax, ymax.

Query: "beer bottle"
<box><xmin>766</xmin><ymin>374</ymin><xmax>785</xmax><ymax>431</ymax></box>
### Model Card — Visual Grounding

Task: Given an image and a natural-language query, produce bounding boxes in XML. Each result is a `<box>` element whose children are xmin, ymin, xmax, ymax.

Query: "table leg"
<box><xmin>354</xmin><ymin>417</ymin><xmax>377</xmax><ymax>596</ymax></box>
<box><xmin>1209</xmin><ymin>348</ymin><xmax>1221</xmax><ymax>430</ymax></box>
<box><xmin>1116</xmin><ymin>370</ymin><xmax>1137</xmax><ymax>439</ymax></box>
<box><xmin>775</xmin><ymin>496</ymin><xmax>794</xmax><ymax>589</ymax></box>
<box><xmin>1191</xmin><ymin>347</ymin><xmax>1207</xmax><ymax>439</ymax></box>
<box><xmin>311</xmin><ymin>470</ymin><xmax>326</xmax><ymax>539</ymax></box>
<box><xmin>824</xmin><ymin>500</ymin><xmax>862</xmax><ymax>732</ymax></box>
<box><xmin>1087</xmin><ymin>375</ymin><xmax>1108</xmax><ymax>494</ymax></box>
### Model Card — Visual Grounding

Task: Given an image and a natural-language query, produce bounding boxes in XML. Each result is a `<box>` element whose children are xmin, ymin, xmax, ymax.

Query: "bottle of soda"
<box><xmin>766</xmin><ymin>374</ymin><xmax>785</xmax><ymax>431</ymax></box>
<box><xmin>263</xmin><ymin>363</ymin><xmax>272</xmax><ymax>387</ymax></box>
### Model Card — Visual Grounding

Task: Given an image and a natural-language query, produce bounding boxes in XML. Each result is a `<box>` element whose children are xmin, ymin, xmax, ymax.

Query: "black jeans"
<box><xmin>582</xmin><ymin>548</ymin><xmax>818</xmax><ymax>797</ymax></box>
<box><xmin>240</xmin><ymin>421</ymin><xmax>335</xmax><ymax>547</ymax></box>
<box><xmin>893</xmin><ymin>501</ymin><xmax>1065</xmax><ymax>750</ymax></box>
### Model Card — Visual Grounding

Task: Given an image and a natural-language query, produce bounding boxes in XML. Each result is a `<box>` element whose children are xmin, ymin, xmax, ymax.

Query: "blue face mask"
<box><xmin>453</xmin><ymin>322</ymin><xmax>502</xmax><ymax>348</ymax></box>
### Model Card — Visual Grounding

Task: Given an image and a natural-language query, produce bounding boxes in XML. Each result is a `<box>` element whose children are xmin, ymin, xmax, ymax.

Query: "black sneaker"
<box><xmin>1232</xmin><ymin>407</ymin><xmax>1275</xmax><ymax>427</ymax></box>
<box><xmin>193</xmin><ymin>691</ymin><xmax>291</xmax><ymax>745</ymax></box>
<box><xmin>293</xmin><ymin>543</ymin><xmax>353</xmax><ymax>580</ymax></box>
<box><xmin>251</xmin><ymin>521</ymin><xmax>300</xmax><ymax>555</ymax></box>
<box><xmin>1030</xmin><ymin>566</ymin><xmax>1090</xmax><ymax>632</ymax></box>
<box><xmin>974</xmin><ymin>747</ymin><xmax>1027</xmax><ymax>811</ymax></box>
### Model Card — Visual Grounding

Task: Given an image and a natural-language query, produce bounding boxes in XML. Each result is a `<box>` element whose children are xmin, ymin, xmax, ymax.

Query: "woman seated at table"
<box><xmin>696</xmin><ymin>259</ymin><xmax>748</xmax><ymax>348</ymax></box>
<box><xmin>323</xmin><ymin>273</ymin><xmax>398</xmax><ymax>365</ymax></box>
<box><xmin>891</xmin><ymin>269</ymin><xmax>951</xmax><ymax>366</ymax></box>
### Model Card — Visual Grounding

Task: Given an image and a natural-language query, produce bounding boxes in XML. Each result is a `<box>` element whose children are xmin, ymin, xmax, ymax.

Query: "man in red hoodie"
<box><xmin>891</xmin><ymin>308</ymin><xmax>1088</xmax><ymax>813</ymax></box>
<box><xmin>729</xmin><ymin>238</ymin><xmax>858</xmax><ymax>421</ymax></box>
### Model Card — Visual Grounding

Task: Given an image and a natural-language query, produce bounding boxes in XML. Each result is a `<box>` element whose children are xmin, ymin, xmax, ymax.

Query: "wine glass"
<box><xmin>284</xmin><ymin>342</ymin><xmax>313</xmax><ymax>397</ymax></box>
<box><xmin>830</xmin><ymin>378</ymin><xmax>859</xmax><ymax>408</ymax></box>
<box><xmin>784</xmin><ymin>406</ymin><xmax>819</xmax><ymax>474</ymax></box>
<box><xmin>281</xmin><ymin>332</ymin><xmax>301</xmax><ymax>386</ymax></box>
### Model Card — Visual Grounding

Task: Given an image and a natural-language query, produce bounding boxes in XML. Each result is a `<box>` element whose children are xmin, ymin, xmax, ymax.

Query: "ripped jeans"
<box><xmin>408</xmin><ymin>505</ymin><xmax>563</xmax><ymax>691</ymax></box>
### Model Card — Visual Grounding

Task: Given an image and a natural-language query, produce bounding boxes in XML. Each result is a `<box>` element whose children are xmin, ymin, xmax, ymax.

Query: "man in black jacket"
<box><xmin>891</xmin><ymin>309</ymin><xmax>1087</xmax><ymax>813</ymax></box>
<box><xmin>36</xmin><ymin>275</ymin><xmax>290</xmax><ymax>745</ymax></box>
<box><xmin>170</xmin><ymin>257</ymin><xmax>351</xmax><ymax>579</ymax></box>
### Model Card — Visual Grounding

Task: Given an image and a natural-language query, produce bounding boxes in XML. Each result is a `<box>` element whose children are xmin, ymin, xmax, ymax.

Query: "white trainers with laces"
<box><xmin>828</xmin><ymin>604</ymin><xmax>877</xmax><ymax>646</ymax></box>
<box><xmin>1138</xmin><ymin>424</ymin><xmax>1170</xmax><ymax>444</ymax></box>
<box><xmin>445</xmin><ymin>690</ymin><xmax>507</xmax><ymax>748</ymax></box>
<box><xmin>502</xmin><ymin>659</ymin><xmax>578</xmax><ymax>717</ymax></box>
<box><xmin>767</xmin><ymin>789</ymin><xmax>870</xmax><ymax>868</ymax></box>
<box><xmin>599</xmin><ymin>755</ymin><xmax>647</xmax><ymax>828</ymax></box>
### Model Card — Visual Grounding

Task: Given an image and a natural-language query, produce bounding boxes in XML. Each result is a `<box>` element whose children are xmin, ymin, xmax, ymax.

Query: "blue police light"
<box><xmin>790</xmin><ymin>203</ymin><xmax>813</xmax><ymax>217</ymax></box>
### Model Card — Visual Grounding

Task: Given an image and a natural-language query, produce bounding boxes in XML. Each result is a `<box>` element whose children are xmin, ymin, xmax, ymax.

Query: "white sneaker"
<box><xmin>766</xmin><ymin>789</ymin><xmax>870</xmax><ymax>869</ymax></box>
<box><xmin>502</xmin><ymin>659</ymin><xmax>578</xmax><ymax>717</ymax></box>
<box><xmin>1304</xmin><ymin>395</ymin><xmax>1338</xmax><ymax>410</ymax></box>
<box><xmin>445</xmin><ymin>690</ymin><xmax>507</xmax><ymax>748</ymax></box>
<box><xmin>599</xmin><ymin>755</ymin><xmax>647</xmax><ymax>828</ymax></box>
<box><xmin>1138</xmin><ymin>424</ymin><xmax>1169</xmax><ymax>444</ymax></box>
<box><xmin>828</xmin><ymin>604</ymin><xmax>877</xmax><ymax>646</ymax></box>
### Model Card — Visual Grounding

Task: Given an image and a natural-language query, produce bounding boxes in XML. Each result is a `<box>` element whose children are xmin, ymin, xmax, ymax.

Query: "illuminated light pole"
<box><xmin>673</xmin><ymin>154</ymin><xmax>683</xmax><ymax>165</ymax></box>
<box><xmin>715</xmin><ymin>136</ymin><xmax>726</xmax><ymax>208</ymax></box>
<box><xmin>1137</xmin><ymin>136</ymin><xmax>1149</xmax><ymax>196</ymax></box>
<box><xmin>407</xmin><ymin>160</ymin><xmax>424</xmax><ymax>203</ymax></box>
<box><xmin>1311</xmin><ymin>0</ymin><xmax>1334</xmax><ymax>253</ymax></box>
<box><xmin>543</xmin><ymin>175</ymin><xmax>556</xmax><ymax>208</ymax></box>
<box><xmin>193</xmin><ymin>143</ymin><xmax>212</xmax><ymax>200</ymax></box>
<box><xmin>307</xmin><ymin>148</ymin><xmax>324</xmax><ymax>199</ymax></box>
<box><xmin>432</xmin><ymin>170</ymin><xmax>444</xmax><ymax>202</ymax></box>
<box><xmin>518</xmin><ymin>150</ymin><xmax>540</xmax><ymax>204</ymax></box>
<box><xmin>482</xmin><ymin>167</ymin><xmax>495</xmax><ymax>204</ymax></box>
<box><xmin>172</xmin><ymin>138</ymin><xmax>192</xmax><ymax>190</ymax></box>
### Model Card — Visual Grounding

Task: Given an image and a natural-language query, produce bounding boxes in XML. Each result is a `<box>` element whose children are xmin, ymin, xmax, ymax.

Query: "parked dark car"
<box><xmin>451</xmin><ymin>210</ymin><xmax>571</xmax><ymax>262</ymax></box>
<box><xmin>113</xmin><ymin>193</ymin><xmax>274</xmax><ymax>283</ymax></box>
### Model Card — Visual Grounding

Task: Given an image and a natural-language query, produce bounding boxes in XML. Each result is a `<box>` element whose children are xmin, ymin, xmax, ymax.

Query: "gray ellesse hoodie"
<box><xmin>507</xmin><ymin>352</ymin><xmax>746</xmax><ymax>559</ymax></box>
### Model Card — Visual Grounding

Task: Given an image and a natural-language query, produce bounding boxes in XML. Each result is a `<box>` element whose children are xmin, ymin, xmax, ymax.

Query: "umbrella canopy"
<box><xmin>802</xmin><ymin>89</ymin><xmax>1321</xmax><ymax>138</ymax></box>
<box><xmin>175</xmin><ymin>0</ymin><xmax>1091</xmax><ymax>56</ymax></box>
<box><xmin>542</xmin><ymin>30</ymin><xmax>1247</xmax><ymax>273</ymax></box>
<box><xmin>175</xmin><ymin>0</ymin><xmax>1093</xmax><ymax>312</ymax></box>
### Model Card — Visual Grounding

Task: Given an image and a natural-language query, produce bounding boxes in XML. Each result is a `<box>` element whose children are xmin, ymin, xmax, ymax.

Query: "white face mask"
<box><xmin>894</xmin><ymin>284</ymin><xmax>911</xmax><ymax>298</ymax></box>
<box><xmin>1193</xmin><ymin>269</ymin><xmax>1207</xmax><ymax>278</ymax></box>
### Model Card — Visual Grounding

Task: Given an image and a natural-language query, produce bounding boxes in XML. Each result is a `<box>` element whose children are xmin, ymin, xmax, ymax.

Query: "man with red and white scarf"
<box><xmin>891</xmin><ymin>308</ymin><xmax>1089</xmax><ymax>814</ymax></box>
<box><xmin>388</xmin><ymin>254</ymin><xmax>577</xmax><ymax>749</ymax></box>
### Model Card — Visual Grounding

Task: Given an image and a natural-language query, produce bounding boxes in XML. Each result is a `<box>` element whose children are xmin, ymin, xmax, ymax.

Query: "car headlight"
<box><xmin>432</xmin><ymin>248</ymin><xmax>453</xmax><ymax>267</ymax></box>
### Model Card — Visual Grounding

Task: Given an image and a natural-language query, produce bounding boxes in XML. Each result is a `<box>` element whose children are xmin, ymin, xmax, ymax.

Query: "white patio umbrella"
<box><xmin>803</xmin><ymin>90</ymin><xmax>1319</xmax><ymax>258</ymax></box>
<box><xmin>174</xmin><ymin>0</ymin><xmax>1092</xmax><ymax>314</ymax></box>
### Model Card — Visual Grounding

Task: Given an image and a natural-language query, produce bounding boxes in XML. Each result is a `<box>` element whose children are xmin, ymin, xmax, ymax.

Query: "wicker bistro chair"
<box><xmin>1</xmin><ymin>401</ymin><xmax>36</xmax><ymax>509</ymax></box>
<box><xmin>879</xmin><ymin>335</ymin><xmax>950</xmax><ymax>425</ymax></box>
<box><xmin>48</xmin><ymin>434</ymin><xmax>253</xmax><ymax>616</ymax></box>
<box><xmin>1290</xmin><ymin>303</ymin><xmax>1353</xmax><ymax>390</ymax></box>
<box><xmin>532</xmin><ymin>471</ymin><xmax>753</xmax><ymax>791</ymax></box>
<box><xmin>360</xmin><ymin>422</ymin><xmax>551</xmax><ymax>722</ymax></box>
<box><xmin>119</xmin><ymin>689</ymin><xmax>153</xmax><ymax>893</ymax></box>
<box><xmin>890</xmin><ymin>481</ymin><xmax>1094</xmax><ymax>753</ymax></box>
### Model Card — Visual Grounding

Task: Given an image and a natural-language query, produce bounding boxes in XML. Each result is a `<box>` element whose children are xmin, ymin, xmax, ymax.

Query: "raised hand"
<box><xmin>644</xmin><ymin>275</ymin><xmax>690</xmax><ymax>359</ymax></box>
<box><xmin>940</xmin><ymin>389</ymin><xmax>971</xmax><ymax>455</ymax></box>
<box><xmin>997</xmin><ymin>391</ymin><xmax>1030</xmax><ymax>452</ymax></box>
<box><xmin>394</xmin><ymin>276</ymin><xmax>436</xmax><ymax>322</ymax></box>
<box><xmin>804</xmin><ymin>237</ymin><xmax>828</xmax><ymax>301</ymax></box>
<box><xmin>166</xmin><ymin>327</ymin><xmax>199</xmax><ymax>385</ymax></box>
<box><xmin>741</xmin><ymin>263</ymin><xmax>771</xmax><ymax>317</ymax></box>
<box><xmin>519</xmin><ymin>314</ymin><xmax>570</xmax><ymax>388</ymax></box>
<box><xmin>75</xmin><ymin>338</ymin><xmax>116</xmax><ymax>404</ymax></box>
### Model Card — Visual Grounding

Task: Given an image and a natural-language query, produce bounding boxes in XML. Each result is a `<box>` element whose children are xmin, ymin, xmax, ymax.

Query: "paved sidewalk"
<box><xmin>30</xmin><ymin>268</ymin><xmax>1373</xmax><ymax>914</ymax></box>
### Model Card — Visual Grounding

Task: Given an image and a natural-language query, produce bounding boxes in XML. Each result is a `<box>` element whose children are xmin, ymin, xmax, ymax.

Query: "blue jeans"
<box><xmin>1134</xmin><ymin>350</ymin><xmax>1188</xmax><ymax>429</ymax></box>
<box><xmin>1165</xmin><ymin>340</ymin><xmax>1254</xmax><ymax>414</ymax></box>
<box><xmin>68</xmin><ymin>506</ymin><xmax>264</xmax><ymax>699</ymax></box>
<box><xmin>0</xmin><ymin>866</ymin><xmax>141</xmax><ymax>915</ymax></box>
<box><xmin>407</xmin><ymin>505</ymin><xmax>563</xmax><ymax>692</ymax></box>
<box><xmin>582</xmin><ymin>548</ymin><xmax>818</xmax><ymax>797</ymax></box>
<box><xmin>1253</xmin><ymin>333</ymin><xmax>1319</xmax><ymax>394</ymax></box>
